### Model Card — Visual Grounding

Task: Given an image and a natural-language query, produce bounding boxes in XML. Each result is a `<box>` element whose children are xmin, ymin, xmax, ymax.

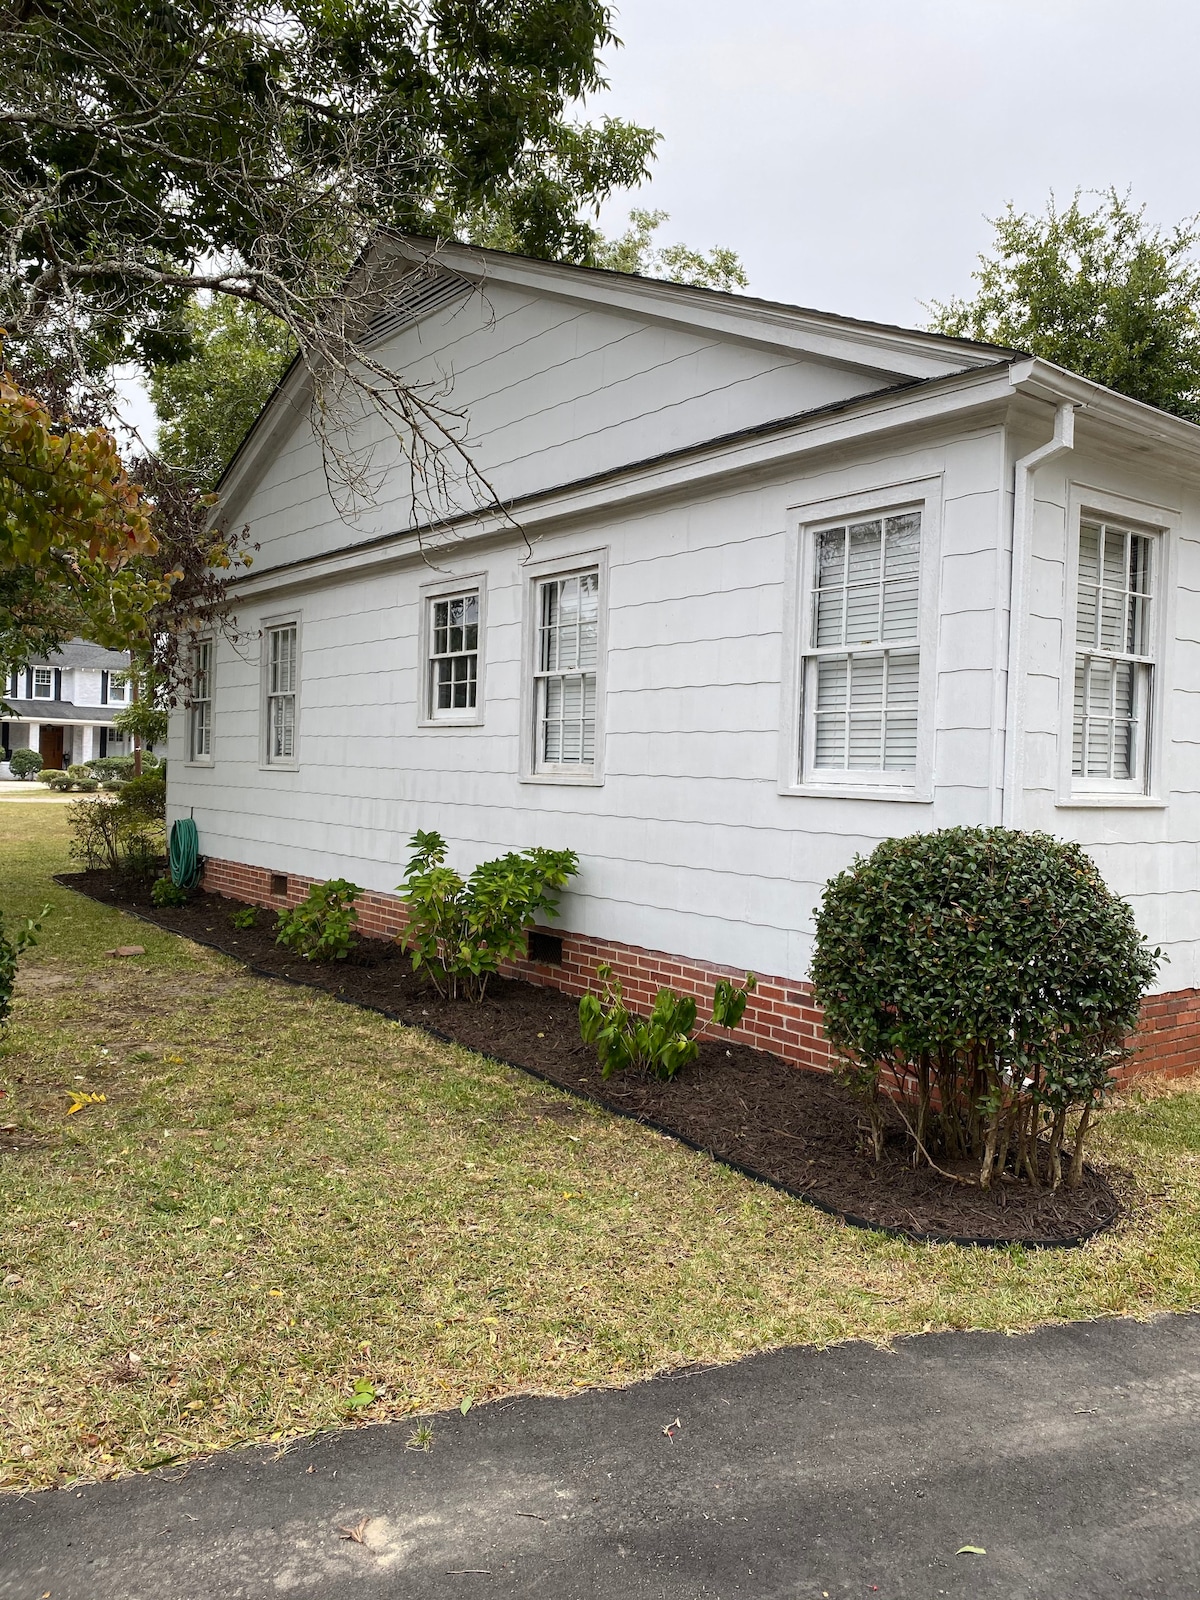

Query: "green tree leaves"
<box><xmin>929</xmin><ymin>190</ymin><xmax>1200</xmax><ymax>420</ymax></box>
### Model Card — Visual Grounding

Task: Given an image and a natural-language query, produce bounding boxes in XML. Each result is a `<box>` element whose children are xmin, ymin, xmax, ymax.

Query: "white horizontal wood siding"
<box><xmin>1012</xmin><ymin>436</ymin><xmax>1200</xmax><ymax>992</ymax></box>
<box><xmin>221</xmin><ymin>285</ymin><xmax>910</xmax><ymax>574</ymax></box>
<box><xmin>172</xmin><ymin>424</ymin><xmax>1012</xmax><ymax>985</ymax></box>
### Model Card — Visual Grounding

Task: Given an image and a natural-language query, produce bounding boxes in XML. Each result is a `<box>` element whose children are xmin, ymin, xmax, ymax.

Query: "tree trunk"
<box><xmin>1067</xmin><ymin>1105</ymin><xmax>1093</xmax><ymax>1190</ymax></box>
<box><xmin>131</xmin><ymin>675</ymin><xmax>142</xmax><ymax>778</ymax></box>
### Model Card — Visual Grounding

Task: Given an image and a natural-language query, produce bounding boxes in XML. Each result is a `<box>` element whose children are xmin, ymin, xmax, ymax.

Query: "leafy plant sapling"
<box><xmin>275</xmin><ymin>878</ymin><xmax>361</xmax><ymax>961</ymax></box>
<box><xmin>398</xmin><ymin>831</ymin><xmax>579</xmax><ymax>1001</ymax></box>
<box><xmin>0</xmin><ymin>905</ymin><xmax>48</xmax><ymax>1031</ymax></box>
<box><xmin>229</xmin><ymin>906</ymin><xmax>258</xmax><ymax>930</ymax></box>
<box><xmin>579</xmin><ymin>964</ymin><xmax>757</xmax><ymax>1080</ymax></box>
<box><xmin>151</xmin><ymin>877</ymin><xmax>189</xmax><ymax>907</ymax></box>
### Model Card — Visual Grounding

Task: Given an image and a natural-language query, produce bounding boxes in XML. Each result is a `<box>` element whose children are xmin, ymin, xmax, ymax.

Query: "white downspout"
<box><xmin>1001</xmin><ymin>402</ymin><xmax>1075</xmax><ymax>828</ymax></box>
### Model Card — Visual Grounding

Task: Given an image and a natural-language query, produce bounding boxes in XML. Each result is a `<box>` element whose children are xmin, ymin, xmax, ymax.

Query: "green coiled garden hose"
<box><xmin>169</xmin><ymin>816</ymin><xmax>200</xmax><ymax>890</ymax></box>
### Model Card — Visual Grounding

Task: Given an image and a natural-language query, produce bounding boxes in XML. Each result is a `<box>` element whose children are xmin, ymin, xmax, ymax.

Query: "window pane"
<box><xmin>846</xmin><ymin>521</ymin><xmax>882</xmax><ymax>585</ymax></box>
<box><xmin>884</xmin><ymin>513</ymin><xmax>921</xmax><ymax>578</ymax></box>
<box><xmin>881</xmin><ymin>581</ymin><xmax>919</xmax><ymax>641</ymax></box>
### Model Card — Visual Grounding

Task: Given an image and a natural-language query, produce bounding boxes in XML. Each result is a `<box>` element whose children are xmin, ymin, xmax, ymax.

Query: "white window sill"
<box><xmin>1056</xmin><ymin>793</ymin><xmax>1167</xmax><ymax>810</ymax></box>
<box><xmin>258</xmin><ymin>761</ymin><xmax>299</xmax><ymax>774</ymax></box>
<box><xmin>183</xmin><ymin>759</ymin><xmax>214</xmax><ymax>769</ymax></box>
<box><xmin>418</xmin><ymin>716</ymin><xmax>485</xmax><ymax>730</ymax></box>
<box><xmin>520</xmin><ymin>770</ymin><xmax>604</xmax><ymax>788</ymax></box>
<box><xmin>781</xmin><ymin>782</ymin><xmax>931</xmax><ymax>803</ymax></box>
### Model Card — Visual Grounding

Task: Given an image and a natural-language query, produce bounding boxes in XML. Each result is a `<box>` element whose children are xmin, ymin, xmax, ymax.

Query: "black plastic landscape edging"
<box><xmin>61</xmin><ymin>878</ymin><xmax>1117</xmax><ymax>1252</ymax></box>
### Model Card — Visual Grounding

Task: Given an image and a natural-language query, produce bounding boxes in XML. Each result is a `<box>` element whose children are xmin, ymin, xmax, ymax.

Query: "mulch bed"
<box><xmin>58</xmin><ymin>870</ymin><xmax>1120</xmax><ymax>1247</ymax></box>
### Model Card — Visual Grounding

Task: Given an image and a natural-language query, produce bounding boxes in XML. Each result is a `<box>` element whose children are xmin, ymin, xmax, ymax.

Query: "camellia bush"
<box><xmin>810</xmin><ymin>827</ymin><xmax>1161</xmax><ymax>1191</ymax></box>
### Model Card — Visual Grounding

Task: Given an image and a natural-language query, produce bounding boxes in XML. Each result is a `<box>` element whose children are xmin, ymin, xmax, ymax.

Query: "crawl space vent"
<box><xmin>362</xmin><ymin>270</ymin><xmax>472</xmax><ymax>346</ymax></box>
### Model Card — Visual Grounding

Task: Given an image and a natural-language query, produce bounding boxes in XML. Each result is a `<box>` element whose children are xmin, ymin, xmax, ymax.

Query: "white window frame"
<box><xmin>107</xmin><ymin>672</ymin><xmax>128</xmax><ymax>705</ymax></box>
<box><xmin>780</xmin><ymin>478</ymin><xmax>942</xmax><ymax>802</ymax></box>
<box><xmin>418</xmin><ymin>573</ymin><xmax>487</xmax><ymax>728</ymax></box>
<box><xmin>519</xmin><ymin>548</ymin><xmax>608</xmax><ymax>786</ymax></box>
<box><xmin>32</xmin><ymin>666</ymin><xmax>53</xmax><ymax>699</ymax></box>
<box><xmin>1057</xmin><ymin>486</ymin><xmax>1176</xmax><ymax>809</ymax></box>
<box><xmin>187</xmin><ymin>636</ymin><xmax>214</xmax><ymax>765</ymax></box>
<box><xmin>260</xmin><ymin>615</ymin><xmax>301</xmax><ymax>770</ymax></box>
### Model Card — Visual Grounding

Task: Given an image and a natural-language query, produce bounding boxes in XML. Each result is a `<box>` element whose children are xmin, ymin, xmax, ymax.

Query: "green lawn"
<box><xmin>3</xmin><ymin>801</ymin><xmax>1200</xmax><ymax>1490</ymax></box>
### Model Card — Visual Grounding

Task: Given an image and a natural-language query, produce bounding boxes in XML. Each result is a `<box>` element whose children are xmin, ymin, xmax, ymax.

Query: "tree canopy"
<box><xmin>1</xmin><ymin>0</ymin><xmax>656</xmax><ymax>378</ymax></box>
<box><xmin>0</xmin><ymin>356</ymin><xmax>250</xmax><ymax>690</ymax></box>
<box><xmin>929</xmin><ymin>190</ymin><xmax>1200</xmax><ymax>421</ymax></box>
<box><xmin>591</xmin><ymin>208</ymin><xmax>748</xmax><ymax>292</ymax></box>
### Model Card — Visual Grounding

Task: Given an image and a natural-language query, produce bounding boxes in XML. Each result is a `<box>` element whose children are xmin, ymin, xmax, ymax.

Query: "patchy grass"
<box><xmin>2</xmin><ymin>803</ymin><xmax>1200</xmax><ymax>1491</ymax></box>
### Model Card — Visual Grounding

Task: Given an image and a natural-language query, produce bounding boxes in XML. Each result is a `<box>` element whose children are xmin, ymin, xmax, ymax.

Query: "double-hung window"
<box><xmin>1072</xmin><ymin>519</ymin><xmax>1156</xmax><ymax>791</ymax></box>
<box><xmin>800</xmin><ymin>510</ymin><xmax>922</xmax><ymax>780</ymax></box>
<box><xmin>428</xmin><ymin>591</ymin><xmax>479</xmax><ymax>718</ymax></box>
<box><xmin>108</xmin><ymin>673</ymin><xmax>128</xmax><ymax>705</ymax></box>
<box><xmin>534</xmin><ymin>569</ymin><xmax>599</xmax><ymax>772</ymax></box>
<box><xmin>265</xmin><ymin>623</ymin><xmax>298</xmax><ymax>764</ymax></box>
<box><xmin>189</xmin><ymin>638</ymin><xmax>213</xmax><ymax>762</ymax></box>
<box><xmin>32</xmin><ymin>667</ymin><xmax>52</xmax><ymax>699</ymax></box>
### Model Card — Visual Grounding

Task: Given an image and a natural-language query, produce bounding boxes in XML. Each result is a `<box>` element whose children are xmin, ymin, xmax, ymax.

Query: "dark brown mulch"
<box><xmin>59</xmin><ymin>870</ymin><xmax>1120</xmax><ymax>1247</ymax></box>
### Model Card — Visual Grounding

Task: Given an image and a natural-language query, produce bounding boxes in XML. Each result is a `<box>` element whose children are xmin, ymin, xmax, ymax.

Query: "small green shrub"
<box><xmin>7</xmin><ymin>747</ymin><xmax>42</xmax><ymax>780</ymax></box>
<box><xmin>399</xmin><ymin>830</ymin><xmax>579</xmax><ymax>1001</ymax></box>
<box><xmin>40</xmin><ymin>768</ymin><xmax>71</xmax><ymax>789</ymax></box>
<box><xmin>86</xmin><ymin>756</ymin><xmax>133</xmax><ymax>782</ymax></box>
<box><xmin>579</xmin><ymin>964</ymin><xmax>757</xmax><ymax>1080</ymax></box>
<box><xmin>117</xmin><ymin>774</ymin><xmax>166</xmax><ymax>823</ymax></box>
<box><xmin>151</xmin><ymin>877</ymin><xmax>190</xmax><ymax>907</ymax></box>
<box><xmin>66</xmin><ymin>764</ymin><xmax>91</xmax><ymax>781</ymax></box>
<box><xmin>275</xmin><ymin>879</ymin><xmax>361</xmax><ymax>961</ymax></box>
<box><xmin>229</xmin><ymin>906</ymin><xmax>258</xmax><ymax>930</ymax></box>
<box><xmin>810</xmin><ymin>826</ymin><xmax>1162</xmax><ymax>1190</ymax></box>
<box><xmin>0</xmin><ymin>905</ymin><xmax>48</xmax><ymax>1031</ymax></box>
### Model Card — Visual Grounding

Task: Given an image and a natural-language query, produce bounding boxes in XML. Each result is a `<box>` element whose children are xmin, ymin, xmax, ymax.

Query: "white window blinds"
<box><xmin>535</xmin><ymin>571</ymin><xmax>599</xmax><ymax>769</ymax></box>
<box><xmin>266</xmin><ymin>625</ymin><xmax>297</xmax><ymax>763</ymax></box>
<box><xmin>1072</xmin><ymin>521</ymin><xmax>1155</xmax><ymax>786</ymax></box>
<box><xmin>803</xmin><ymin>511</ymin><xmax>921</xmax><ymax>774</ymax></box>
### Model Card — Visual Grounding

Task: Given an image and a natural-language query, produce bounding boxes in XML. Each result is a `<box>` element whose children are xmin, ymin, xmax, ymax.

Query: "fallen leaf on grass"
<box><xmin>346</xmin><ymin>1380</ymin><xmax>376</xmax><ymax>1411</ymax></box>
<box><xmin>338</xmin><ymin>1516</ymin><xmax>370</xmax><ymax>1544</ymax></box>
<box><xmin>66</xmin><ymin>1091</ymin><xmax>106</xmax><ymax>1116</ymax></box>
<box><xmin>956</xmin><ymin>1545</ymin><xmax>987</xmax><ymax>1556</ymax></box>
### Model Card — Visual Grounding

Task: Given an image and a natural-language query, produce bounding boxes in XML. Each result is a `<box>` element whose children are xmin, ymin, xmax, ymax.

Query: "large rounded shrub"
<box><xmin>811</xmin><ymin>827</ymin><xmax>1160</xmax><ymax>1190</ymax></box>
<box><xmin>8</xmin><ymin>747</ymin><xmax>42</xmax><ymax>780</ymax></box>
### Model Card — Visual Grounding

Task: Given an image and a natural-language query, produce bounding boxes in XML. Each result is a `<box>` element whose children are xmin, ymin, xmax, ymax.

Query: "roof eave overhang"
<box><xmin>382</xmin><ymin>233</ymin><xmax>1013</xmax><ymax>381</ymax></box>
<box><xmin>1008</xmin><ymin>357</ymin><xmax>1200</xmax><ymax>464</ymax></box>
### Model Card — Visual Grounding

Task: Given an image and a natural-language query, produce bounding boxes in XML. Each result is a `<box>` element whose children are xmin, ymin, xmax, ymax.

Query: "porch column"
<box><xmin>25</xmin><ymin>722</ymin><xmax>39</xmax><ymax>757</ymax></box>
<box><xmin>78</xmin><ymin>723</ymin><xmax>95</xmax><ymax>763</ymax></box>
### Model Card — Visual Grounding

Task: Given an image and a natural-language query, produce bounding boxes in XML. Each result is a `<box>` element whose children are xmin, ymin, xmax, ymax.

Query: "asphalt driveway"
<box><xmin>2</xmin><ymin>1313</ymin><xmax>1198</xmax><ymax>1599</ymax></box>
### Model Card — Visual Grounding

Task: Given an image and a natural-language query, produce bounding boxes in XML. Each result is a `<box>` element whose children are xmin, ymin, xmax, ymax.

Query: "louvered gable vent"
<box><xmin>361</xmin><ymin>270</ymin><xmax>472</xmax><ymax>347</ymax></box>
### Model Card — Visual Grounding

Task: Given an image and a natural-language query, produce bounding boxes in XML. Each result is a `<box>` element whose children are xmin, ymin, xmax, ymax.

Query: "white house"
<box><xmin>167</xmin><ymin>237</ymin><xmax>1200</xmax><ymax>1078</ymax></box>
<box><xmin>2</xmin><ymin>640</ymin><xmax>133</xmax><ymax>773</ymax></box>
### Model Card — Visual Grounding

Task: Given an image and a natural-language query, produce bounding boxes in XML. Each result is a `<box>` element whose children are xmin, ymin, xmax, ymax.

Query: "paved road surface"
<box><xmin>2</xmin><ymin>1314</ymin><xmax>1198</xmax><ymax>1598</ymax></box>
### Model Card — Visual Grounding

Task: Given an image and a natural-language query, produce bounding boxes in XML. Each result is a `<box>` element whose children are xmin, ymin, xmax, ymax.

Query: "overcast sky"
<box><xmin>592</xmin><ymin>0</ymin><xmax>1200</xmax><ymax>327</ymax></box>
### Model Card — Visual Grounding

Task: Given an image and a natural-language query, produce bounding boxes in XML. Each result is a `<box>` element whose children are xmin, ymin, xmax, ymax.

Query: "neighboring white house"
<box><xmin>167</xmin><ymin>236</ymin><xmax>1200</xmax><ymax>1076</ymax></box>
<box><xmin>2</xmin><ymin>640</ymin><xmax>133</xmax><ymax>774</ymax></box>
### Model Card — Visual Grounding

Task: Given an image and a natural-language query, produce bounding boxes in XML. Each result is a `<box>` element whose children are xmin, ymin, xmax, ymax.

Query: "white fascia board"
<box><xmin>229</xmin><ymin>362</ymin><xmax>1018</xmax><ymax>602</ymax></box>
<box><xmin>1008</xmin><ymin>358</ymin><xmax>1200</xmax><ymax>466</ymax></box>
<box><xmin>383</xmin><ymin>234</ymin><xmax>1008</xmax><ymax>382</ymax></box>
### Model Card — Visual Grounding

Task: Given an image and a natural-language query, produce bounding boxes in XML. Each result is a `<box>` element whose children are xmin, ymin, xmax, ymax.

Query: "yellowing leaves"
<box><xmin>65</xmin><ymin>1090</ymin><xmax>106</xmax><ymax>1116</ymax></box>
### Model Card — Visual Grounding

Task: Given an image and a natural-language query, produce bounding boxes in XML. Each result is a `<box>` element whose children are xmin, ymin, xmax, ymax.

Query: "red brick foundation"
<box><xmin>200</xmin><ymin>855</ymin><xmax>1199</xmax><ymax>1086</ymax></box>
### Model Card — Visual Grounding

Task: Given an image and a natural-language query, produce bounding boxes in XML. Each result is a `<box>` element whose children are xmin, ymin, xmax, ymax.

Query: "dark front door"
<box><xmin>38</xmin><ymin>725</ymin><xmax>64</xmax><ymax>769</ymax></box>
